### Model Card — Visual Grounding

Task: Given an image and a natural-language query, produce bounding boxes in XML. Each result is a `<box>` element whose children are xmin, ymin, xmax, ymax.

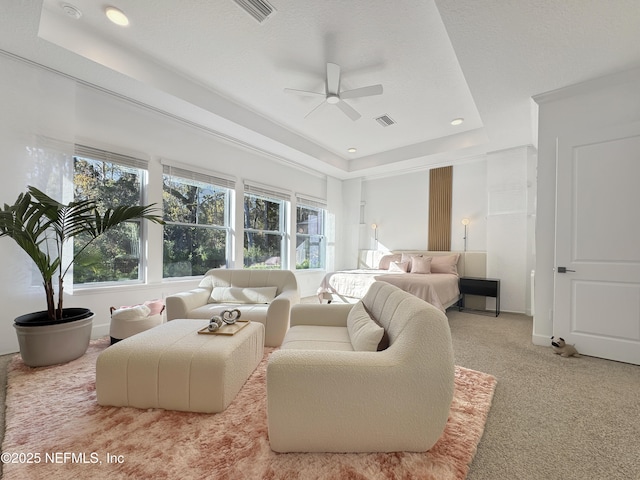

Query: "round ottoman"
<box><xmin>109</xmin><ymin>300</ymin><xmax>165</xmax><ymax>344</ymax></box>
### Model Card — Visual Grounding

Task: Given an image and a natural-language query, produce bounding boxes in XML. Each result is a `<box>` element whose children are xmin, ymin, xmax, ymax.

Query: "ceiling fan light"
<box><xmin>326</xmin><ymin>94</ymin><xmax>340</xmax><ymax>105</ymax></box>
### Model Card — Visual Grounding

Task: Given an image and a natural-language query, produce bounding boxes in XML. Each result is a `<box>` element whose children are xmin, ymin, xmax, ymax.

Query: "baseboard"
<box><xmin>92</xmin><ymin>323</ymin><xmax>110</xmax><ymax>339</ymax></box>
<box><xmin>532</xmin><ymin>333</ymin><xmax>551</xmax><ymax>347</ymax></box>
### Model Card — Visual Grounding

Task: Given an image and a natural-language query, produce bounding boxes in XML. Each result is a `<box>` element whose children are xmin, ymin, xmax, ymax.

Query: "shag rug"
<box><xmin>2</xmin><ymin>338</ymin><xmax>496</xmax><ymax>480</ymax></box>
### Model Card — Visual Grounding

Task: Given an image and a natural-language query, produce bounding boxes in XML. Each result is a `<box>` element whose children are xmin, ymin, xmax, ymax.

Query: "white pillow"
<box><xmin>388</xmin><ymin>261</ymin><xmax>409</xmax><ymax>273</ymax></box>
<box><xmin>347</xmin><ymin>301</ymin><xmax>385</xmax><ymax>352</ymax></box>
<box><xmin>410</xmin><ymin>256</ymin><xmax>432</xmax><ymax>274</ymax></box>
<box><xmin>210</xmin><ymin>286</ymin><xmax>278</xmax><ymax>304</ymax></box>
<box><xmin>111</xmin><ymin>304</ymin><xmax>151</xmax><ymax>321</ymax></box>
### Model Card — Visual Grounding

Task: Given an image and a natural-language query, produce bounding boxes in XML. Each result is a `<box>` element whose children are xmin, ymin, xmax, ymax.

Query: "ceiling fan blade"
<box><xmin>326</xmin><ymin>63</ymin><xmax>341</xmax><ymax>95</ymax></box>
<box><xmin>304</xmin><ymin>100</ymin><xmax>327</xmax><ymax>119</ymax></box>
<box><xmin>283</xmin><ymin>88</ymin><xmax>325</xmax><ymax>97</ymax></box>
<box><xmin>340</xmin><ymin>84</ymin><xmax>383</xmax><ymax>100</ymax></box>
<box><xmin>335</xmin><ymin>100</ymin><xmax>361</xmax><ymax>121</ymax></box>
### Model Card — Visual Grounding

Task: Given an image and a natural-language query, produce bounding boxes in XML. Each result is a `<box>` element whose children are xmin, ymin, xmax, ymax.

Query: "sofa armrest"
<box><xmin>267</xmin><ymin>349</ymin><xmax>442</xmax><ymax>452</ymax></box>
<box><xmin>289</xmin><ymin>303</ymin><xmax>353</xmax><ymax>327</ymax></box>
<box><xmin>165</xmin><ymin>288</ymin><xmax>211</xmax><ymax>320</ymax></box>
<box><xmin>263</xmin><ymin>289</ymin><xmax>298</xmax><ymax>347</ymax></box>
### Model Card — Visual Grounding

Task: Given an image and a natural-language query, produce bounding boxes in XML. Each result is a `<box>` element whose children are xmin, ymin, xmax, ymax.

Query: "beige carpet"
<box><xmin>2</xmin><ymin>338</ymin><xmax>495</xmax><ymax>480</ymax></box>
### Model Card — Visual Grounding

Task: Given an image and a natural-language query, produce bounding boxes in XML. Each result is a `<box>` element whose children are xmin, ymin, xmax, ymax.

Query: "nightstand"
<box><xmin>458</xmin><ymin>277</ymin><xmax>500</xmax><ymax>317</ymax></box>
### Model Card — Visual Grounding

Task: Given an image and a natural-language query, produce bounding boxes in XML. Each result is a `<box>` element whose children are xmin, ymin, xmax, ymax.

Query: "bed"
<box><xmin>318</xmin><ymin>250</ymin><xmax>487</xmax><ymax>312</ymax></box>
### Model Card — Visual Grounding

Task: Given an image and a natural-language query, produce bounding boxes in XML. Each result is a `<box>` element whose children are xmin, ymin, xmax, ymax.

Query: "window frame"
<box><xmin>162</xmin><ymin>164</ymin><xmax>234</xmax><ymax>278</ymax></box>
<box><xmin>295</xmin><ymin>195</ymin><xmax>327</xmax><ymax>270</ymax></box>
<box><xmin>72</xmin><ymin>145</ymin><xmax>149</xmax><ymax>287</ymax></box>
<box><xmin>243</xmin><ymin>182</ymin><xmax>290</xmax><ymax>270</ymax></box>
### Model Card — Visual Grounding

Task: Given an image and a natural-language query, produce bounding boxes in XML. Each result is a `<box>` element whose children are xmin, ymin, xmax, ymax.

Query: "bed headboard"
<box><xmin>358</xmin><ymin>249</ymin><xmax>487</xmax><ymax>278</ymax></box>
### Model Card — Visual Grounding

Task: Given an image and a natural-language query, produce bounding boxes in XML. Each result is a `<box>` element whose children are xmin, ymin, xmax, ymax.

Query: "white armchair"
<box><xmin>165</xmin><ymin>269</ymin><xmax>299</xmax><ymax>347</ymax></box>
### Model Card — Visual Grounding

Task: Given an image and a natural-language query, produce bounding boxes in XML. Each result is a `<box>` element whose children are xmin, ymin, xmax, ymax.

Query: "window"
<box><xmin>243</xmin><ymin>183</ymin><xmax>289</xmax><ymax>269</ymax></box>
<box><xmin>73</xmin><ymin>145</ymin><xmax>147</xmax><ymax>285</ymax></box>
<box><xmin>163</xmin><ymin>165</ymin><xmax>233</xmax><ymax>278</ymax></box>
<box><xmin>295</xmin><ymin>195</ymin><xmax>326</xmax><ymax>270</ymax></box>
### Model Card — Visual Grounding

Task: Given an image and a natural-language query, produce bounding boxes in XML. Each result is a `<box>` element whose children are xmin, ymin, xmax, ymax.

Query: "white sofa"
<box><xmin>165</xmin><ymin>269</ymin><xmax>299</xmax><ymax>347</ymax></box>
<box><xmin>267</xmin><ymin>281</ymin><xmax>455</xmax><ymax>453</ymax></box>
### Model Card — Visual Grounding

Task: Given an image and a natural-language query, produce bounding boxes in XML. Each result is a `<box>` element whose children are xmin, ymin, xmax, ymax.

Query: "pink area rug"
<box><xmin>2</xmin><ymin>338</ymin><xmax>496</xmax><ymax>480</ymax></box>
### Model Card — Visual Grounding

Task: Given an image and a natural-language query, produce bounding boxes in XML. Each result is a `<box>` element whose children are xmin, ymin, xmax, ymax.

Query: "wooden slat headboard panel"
<box><xmin>428</xmin><ymin>166</ymin><xmax>452</xmax><ymax>251</ymax></box>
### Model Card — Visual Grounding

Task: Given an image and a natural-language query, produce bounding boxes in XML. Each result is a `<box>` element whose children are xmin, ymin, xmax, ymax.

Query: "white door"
<box><xmin>554</xmin><ymin>122</ymin><xmax>640</xmax><ymax>365</ymax></box>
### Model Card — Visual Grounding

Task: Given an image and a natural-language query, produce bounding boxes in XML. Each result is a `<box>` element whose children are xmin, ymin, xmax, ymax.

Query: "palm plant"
<box><xmin>0</xmin><ymin>186</ymin><xmax>164</xmax><ymax>322</ymax></box>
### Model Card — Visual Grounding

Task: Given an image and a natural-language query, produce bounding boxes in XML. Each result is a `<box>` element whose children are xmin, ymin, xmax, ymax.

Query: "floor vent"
<box><xmin>375</xmin><ymin>114</ymin><xmax>396</xmax><ymax>127</ymax></box>
<box><xmin>232</xmin><ymin>0</ymin><xmax>276</xmax><ymax>24</ymax></box>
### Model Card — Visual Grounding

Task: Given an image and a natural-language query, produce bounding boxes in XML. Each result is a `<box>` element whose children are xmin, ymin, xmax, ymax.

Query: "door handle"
<box><xmin>557</xmin><ymin>267</ymin><xmax>576</xmax><ymax>273</ymax></box>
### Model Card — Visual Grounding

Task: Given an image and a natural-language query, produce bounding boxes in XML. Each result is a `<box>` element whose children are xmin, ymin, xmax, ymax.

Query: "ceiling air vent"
<box><xmin>375</xmin><ymin>114</ymin><xmax>396</xmax><ymax>127</ymax></box>
<box><xmin>232</xmin><ymin>0</ymin><xmax>276</xmax><ymax>24</ymax></box>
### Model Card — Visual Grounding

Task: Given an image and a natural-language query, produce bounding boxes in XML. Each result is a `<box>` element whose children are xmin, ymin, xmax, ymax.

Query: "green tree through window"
<box><xmin>163</xmin><ymin>169</ymin><xmax>230</xmax><ymax>277</ymax></box>
<box><xmin>73</xmin><ymin>155</ymin><xmax>145</xmax><ymax>284</ymax></box>
<box><xmin>243</xmin><ymin>190</ymin><xmax>287</xmax><ymax>269</ymax></box>
<box><xmin>296</xmin><ymin>204</ymin><xmax>325</xmax><ymax>269</ymax></box>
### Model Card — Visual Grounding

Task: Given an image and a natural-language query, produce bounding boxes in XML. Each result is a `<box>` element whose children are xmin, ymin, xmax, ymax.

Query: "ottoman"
<box><xmin>109</xmin><ymin>300</ymin><xmax>165</xmax><ymax>344</ymax></box>
<box><xmin>96</xmin><ymin>319</ymin><xmax>265</xmax><ymax>413</ymax></box>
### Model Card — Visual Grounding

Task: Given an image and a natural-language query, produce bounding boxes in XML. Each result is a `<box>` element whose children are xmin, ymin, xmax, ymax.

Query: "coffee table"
<box><xmin>96</xmin><ymin>319</ymin><xmax>264</xmax><ymax>413</ymax></box>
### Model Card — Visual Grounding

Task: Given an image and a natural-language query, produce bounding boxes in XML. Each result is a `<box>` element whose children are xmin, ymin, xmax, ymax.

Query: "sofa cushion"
<box><xmin>346</xmin><ymin>301</ymin><xmax>385</xmax><ymax>352</ymax></box>
<box><xmin>281</xmin><ymin>325</ymin><xmax>354</xmax><ymax>351</ymax></box>
<box><xmin>209</xmin><ymin>286</ymin><xmax>277</xmax><ymax>304</ymax></box>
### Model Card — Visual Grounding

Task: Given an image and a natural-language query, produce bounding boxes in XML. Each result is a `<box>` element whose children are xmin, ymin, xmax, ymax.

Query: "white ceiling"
<box><xmin>3</xmin><ymin>1</ymin><xmax>640</xmax><ymax>179</ymax></box>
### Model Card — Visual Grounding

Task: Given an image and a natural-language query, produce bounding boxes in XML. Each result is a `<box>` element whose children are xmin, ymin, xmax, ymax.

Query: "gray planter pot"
<box><xmin>14</xmin><ymin>309</ymin><xmax>94</xmax><ymax>367</ymax></box>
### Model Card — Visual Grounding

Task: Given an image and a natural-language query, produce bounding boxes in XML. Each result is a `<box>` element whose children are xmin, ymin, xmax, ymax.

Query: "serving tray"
<box><xmin>197</xmin><ymin>320</ymin><xmax>250</xmax><ymax>336</ymax></box>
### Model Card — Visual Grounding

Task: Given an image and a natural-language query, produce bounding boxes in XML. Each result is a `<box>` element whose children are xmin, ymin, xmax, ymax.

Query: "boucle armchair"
<box><xmin>165</xmin><ymin>269</ymin><xmax>299</xmax><ymax>347</ymax></box>
<box><xmin>267</xmin><ymin>281</ymin><xmax>455</xmax><ymax>453</ymax></box>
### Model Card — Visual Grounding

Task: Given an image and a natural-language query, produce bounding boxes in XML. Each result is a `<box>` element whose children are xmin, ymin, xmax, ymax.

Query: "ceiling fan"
<box><xmin>284</xmin><ymin>62</ymin><xmax>383</xmax><ymax>121</ymax></box>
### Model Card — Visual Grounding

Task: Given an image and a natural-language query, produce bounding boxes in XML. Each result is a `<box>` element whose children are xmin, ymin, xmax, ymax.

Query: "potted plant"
<box><xmin>0</xmin><ymin>186</ymin><xmax>164</xmax><ymax>367</ymax></box>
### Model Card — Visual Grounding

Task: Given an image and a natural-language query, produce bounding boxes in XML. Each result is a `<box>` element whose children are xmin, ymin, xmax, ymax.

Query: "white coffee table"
<box><xmin>96</xmin><ymin>319</ymin><xmax>264</xmax><ymax>413</ymax></box>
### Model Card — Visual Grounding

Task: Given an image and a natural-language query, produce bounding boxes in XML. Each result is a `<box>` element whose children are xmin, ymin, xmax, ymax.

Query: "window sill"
<box><xmin>70</xmin><ymin>282</ymin><xmax>162</xmax><ymax>296</ymax></box>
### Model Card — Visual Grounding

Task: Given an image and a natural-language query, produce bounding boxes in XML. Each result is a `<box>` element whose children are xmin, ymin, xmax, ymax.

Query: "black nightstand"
<box><xmin>458</xmin><ymin>277</ymin><xmax>500</xmax><ymax>317</ymax></box>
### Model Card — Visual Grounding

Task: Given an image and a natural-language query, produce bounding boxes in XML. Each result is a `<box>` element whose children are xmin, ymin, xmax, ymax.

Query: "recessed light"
<box><xmin>347</xmin><ymin>148</ymin><xmax>357</xmax><ymax>154</ymax></box>
<box><xmin>105</xmin><ymin>6</ymin><xmax>129</xmax><ymax>26</ymax></box>
<box><xmin>450</xmin><ymin>118</ymin><xmax>464</xmax><ymax>126</ymax></box>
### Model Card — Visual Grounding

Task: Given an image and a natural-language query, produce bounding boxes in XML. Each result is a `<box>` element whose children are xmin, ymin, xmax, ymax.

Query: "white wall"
<box><xmin>485</xmin><ymin>146</ymin><xmax>536</xmax><ymax>314</ymax></box>
<box><xmin>359</xmin><ymin>161</ymin><xmax>492</xmax><ymax>254</ymax></box>
<box><xmin>452</xmin><ymin>160</ymin><xmax>488</xmax><ymax>252</ymax></box>
<box><xmin>533</xmin><ymin>67</ymin><xmax>640</xmax><ymax>345</ymax></box>
<box><xmin>338</xmin><ymin>178</ymin><xmax>363</xmax><ymax>269</ymax></box>
<box><xmin>360</xmin><ymin>170</ymin><xmax>430</xmax><ymax>251</ymax></box>
<box><xmin>0</xmin><ymin>53</ymin><xmax>336</xmax><ymax>355</ymax></box>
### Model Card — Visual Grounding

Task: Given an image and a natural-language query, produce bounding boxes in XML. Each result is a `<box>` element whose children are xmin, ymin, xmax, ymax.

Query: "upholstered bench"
<box><xmin>96</xmin><ymin>319</ymin><xmax>264</xmax><ymax>413</ymax></box>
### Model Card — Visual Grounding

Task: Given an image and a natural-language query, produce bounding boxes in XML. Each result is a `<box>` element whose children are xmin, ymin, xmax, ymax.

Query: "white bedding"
<box><xmin>318</xmin><ymin>270</ymin><xmax>460</xmax><ymax>312</ymax></box>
